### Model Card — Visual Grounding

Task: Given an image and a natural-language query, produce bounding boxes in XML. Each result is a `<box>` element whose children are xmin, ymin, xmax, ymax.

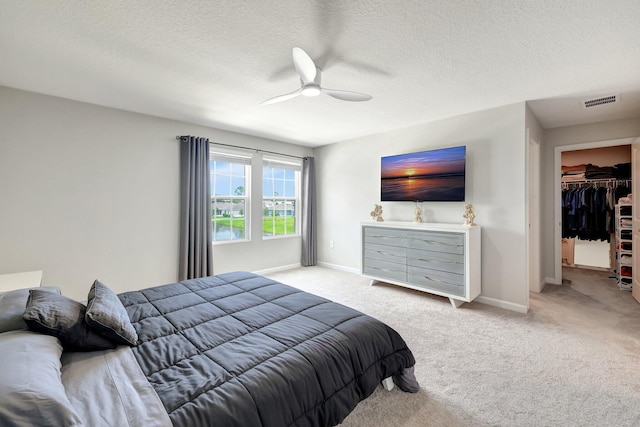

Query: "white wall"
<box><xmin>0</xmin><ymin>86</ymin><xmax>311</xmax><ymax>300</ymax></box>
<box><xmin>315</xmin><ymin>103</ymin><xmax>530</xmax><ymax>311</ymax></box>
<box><xmin>540</xmin><ymin>117</ymin><xmax>640</xmax><ymax>282</ymax></box>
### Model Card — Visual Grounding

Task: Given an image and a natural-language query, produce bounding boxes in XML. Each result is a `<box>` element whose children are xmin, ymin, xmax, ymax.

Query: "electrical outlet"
<box><xmin>329</xmin><ymin>239</ymin><xmax>334</xmax><ymax>249</ymax></box>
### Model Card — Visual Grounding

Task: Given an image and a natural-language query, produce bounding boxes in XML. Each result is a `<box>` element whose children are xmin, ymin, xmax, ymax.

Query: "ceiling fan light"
<box><xmin>302</xmin><ymin>85</ymin><xmax>320</xmax><ymax>97</ymax></box>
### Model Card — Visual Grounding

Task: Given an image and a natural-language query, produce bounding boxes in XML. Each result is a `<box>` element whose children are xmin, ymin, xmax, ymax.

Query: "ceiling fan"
<box><xmin>261</xmin><ymin>47</ymin><xmax>372</xmax><ymax>105</ymax></box>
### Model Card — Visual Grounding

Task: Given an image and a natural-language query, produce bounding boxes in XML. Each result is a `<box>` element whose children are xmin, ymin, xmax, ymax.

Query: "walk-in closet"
<box><xmin>560</xmin><ymin>145</ymin><xmax>633</xmax><ymax>297</ymax></box>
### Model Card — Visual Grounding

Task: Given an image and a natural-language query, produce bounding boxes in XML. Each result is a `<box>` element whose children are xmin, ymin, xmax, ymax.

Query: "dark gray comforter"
<box><xmin>118</xmin><ymin>271</ymin><xmax>416</xmax><ymax>427</ymax></box>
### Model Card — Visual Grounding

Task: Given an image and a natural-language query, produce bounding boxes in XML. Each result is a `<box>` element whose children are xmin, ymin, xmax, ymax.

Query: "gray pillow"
<box><xmin>0</xmin><ymin>330</ymin><xmax>83</xmax><ymax>426</ymax></box>
<box><xmin>85</xmin><ymin>280</ymin><xmax>138</xmax><ymax>346</ymax></box>
<box><xmin>23</xmin><ymin>289</ymin><xmax>116</xmax><ymax>351</ymax></box>
<box><xmin>0</xmin><ymin>286</ymin><xmax>61</xmax><ymax>333</ymax></box>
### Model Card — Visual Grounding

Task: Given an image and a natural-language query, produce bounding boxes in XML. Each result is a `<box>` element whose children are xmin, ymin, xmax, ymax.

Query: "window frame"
<box><xmin>262</xmin><ymin>157</ymin><xmax>302</xmax><ymax>240</ymax></box>
<box><xmin>210</xmin><ymin>150</ymin><xmax>251</xmax><ymax>245</ymax></box>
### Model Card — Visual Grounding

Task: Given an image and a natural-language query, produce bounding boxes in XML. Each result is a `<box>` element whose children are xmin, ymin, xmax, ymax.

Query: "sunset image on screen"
<box><xmin>381</xmin><ymin>146</ymin><xmax>465</xmax><ymax>201</ymax></box>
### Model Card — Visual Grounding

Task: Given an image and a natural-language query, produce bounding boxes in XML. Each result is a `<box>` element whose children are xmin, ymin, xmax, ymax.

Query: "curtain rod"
<box><xmin>175</xmin><ymin>136</ymin><xmax>307</xmax><ymax>160</ymax></box>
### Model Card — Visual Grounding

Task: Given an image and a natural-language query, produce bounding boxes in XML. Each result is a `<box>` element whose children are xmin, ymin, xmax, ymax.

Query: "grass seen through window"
<box><xmin>213</xmin><ymin>217</ymin><xmax>295</xmax><ymax>236</ymax></box>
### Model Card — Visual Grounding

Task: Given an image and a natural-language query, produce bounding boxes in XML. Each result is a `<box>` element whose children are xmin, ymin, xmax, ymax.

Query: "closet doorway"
<box><xmin>553</xmin><ymin>137</ymin><xmax>636</xmax><ymax>298</ymax></box>
<box><xmin>561</xmin><ymin>145</ymin><xmax>630</xmax><ymax>270</ymax></box>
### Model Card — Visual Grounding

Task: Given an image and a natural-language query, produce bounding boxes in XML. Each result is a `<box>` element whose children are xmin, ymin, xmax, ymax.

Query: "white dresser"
<box><xmin>361</xmin><ymin>222</ymin><xmax>481</xmax><ymax>307</ymax></box>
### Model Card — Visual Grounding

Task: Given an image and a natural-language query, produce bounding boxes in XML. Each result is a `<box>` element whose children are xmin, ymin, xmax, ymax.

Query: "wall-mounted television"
<box><xmin>381</xmin><ymin>145</ymin><xmax>466</xmax><ymax>202</ymax></box>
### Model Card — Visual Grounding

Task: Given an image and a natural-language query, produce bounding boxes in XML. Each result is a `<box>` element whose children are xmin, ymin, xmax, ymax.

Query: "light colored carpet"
<box><xmin>266</xmin><ymin>266</ymin><xmax>640</xmax><ymax>427</ymax></box>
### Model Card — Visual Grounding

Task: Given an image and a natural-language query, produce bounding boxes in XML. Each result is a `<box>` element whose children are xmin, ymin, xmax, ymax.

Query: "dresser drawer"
<box><xmin>364</xmin><ymin>258</ymin><xmax>407</xmax><ymax>282</ymax></box>
<box><xmin>408</xmin><ymin>265</ymin><xmax>465</xmax><ymax>297</ymax></box>
<box><xmin>407</xmin><ymin>248</ymin><xmax>464</xmax><ymax>275</ymax></box>
<box><xmin>364</xmin><ymin>227</ymin><xmax>407</xmax><ymax>247</ymax></box>
<box><xmin>364</xmin><ymin>242</ymin><xmax>407</xmax><ymax>262</ymax></box>
<box><xmin>407</xmin><ymin>231</ymin><xmax>464</xmax><ymax>255</ymax></box>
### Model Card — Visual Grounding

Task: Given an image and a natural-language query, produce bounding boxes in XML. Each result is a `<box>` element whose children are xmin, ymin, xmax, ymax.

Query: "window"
<box><xmin>262</xmin><ymin>158</ymin><xmax>301</xmax><ymax>238</ymax></box>
<box><xmin>210</xmin><ymin>151</ymin><xmax>251</xmax><ymax>243</ymax></box>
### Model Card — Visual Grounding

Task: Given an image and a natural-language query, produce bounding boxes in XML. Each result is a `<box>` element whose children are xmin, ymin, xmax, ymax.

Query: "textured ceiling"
<box><xmin>1</xmin><ymin>0</ymin><xmax>639</xmax><ymax>147</ymax></box>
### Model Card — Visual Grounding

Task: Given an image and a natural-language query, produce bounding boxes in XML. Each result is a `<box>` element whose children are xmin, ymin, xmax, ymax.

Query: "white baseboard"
<box><xmin>474</xmin><ymin>295</ymin><xmax>529</xmax><ymax>314</ymax></box>
<box><xmin>253</xmin><ymin>263</ymin><xmax>301</xmax><ymax>275</ymax></box>
<box><xmin>545</xmin><ymin>276</ymin><xmax>561</xmax><ymax>285</ymax></box>
<box><xmin>317</xmin><ymin>262</ymin><xmax>360</xmax><ymax>275</ymax></box>
<box><xmin>530</xmin><ymin>279</ymin><xmax>548</xmax><ymax>293</ymax></box>
<box><xmin>538</xmin><ymin>280</ymin><xmax>547</xmax><ymax>292</ymax></box>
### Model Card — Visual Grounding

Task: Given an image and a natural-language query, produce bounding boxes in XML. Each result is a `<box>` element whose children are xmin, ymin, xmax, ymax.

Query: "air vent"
<box><xmin>582</xmin><ymin>94</ymin><xmax>619</xmax><ymax>109</ymax></box>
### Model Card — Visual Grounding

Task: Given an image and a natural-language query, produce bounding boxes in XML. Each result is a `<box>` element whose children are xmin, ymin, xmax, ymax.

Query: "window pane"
<box><xmin>273</xmin><ymin>168</ymin><xmax>285</xmax><ymax>179</ymax></box>
<box><xmin>262</xmin><ymin>199</ymin><xmax>274</xmax><ymax>236</ymax></box>
<box><xmin>231</xmin><ymin>177</ymin><xmax>245</xmax><ymax>195</ymax></box>
<box><xmin>231</xmin><ymin>199</ymin><xmax>246</xmax><ymax>239</ymax></box>
<box><xmin>263</xmin><ymin>217</ymin><xmax>275</xmax><ymax>236</ymax></box>
<box><xmin>284</xmin><ymin>216</ymin><xmax>295</xmax><ymax>234</ymax></box>
<box><xmin>212</xmin><ymin>198</ymin><xmax>230</xmax><ymax>218</ymax></box>
<box><xmin>284</xmin><ymin>180</ymin><xmax>295</xmax><ymax>197</ymax></box>
<box><xmin>215</xmin><ymin>161</ymin><xmax>230</xmax><ymax>175</ymax></box>
<box><xmin>285</xmin><ymin>169</ymin><xmax>295</xmax><ymax>180</ymax></box>
<box><xmin>213</xmin><ymin>176</ymin><xmax>230</xmax><ymax>195</ymax></box>
<box><xmin>231</xmin><ymin>163</ymin><xmax>244</xmax><ymax>176</ymax></box>
<box><xmin>287</xmin><ymin>200</ymin><xmax>296</xmax><ymax>221</ymax></box>
<box><xmin>263</xmin><ymin>180</ymin><xmax>273</xmax><ymax>197</ymax></box>
<box><xmin>263</xmin><ymin>167</ymin><xmax>273</xmax><ymax>179</ymax></box>
<box><xmin>274</xmin><ymin>180</ymin><xmax>285</xmax><ymax>196</ymax></box>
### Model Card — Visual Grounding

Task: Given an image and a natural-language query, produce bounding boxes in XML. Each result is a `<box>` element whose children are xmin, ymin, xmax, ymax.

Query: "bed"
<box><xmin>0</xmin><ymin>271</ymin><xmax>418</xmax><ymax>427</ymax></box>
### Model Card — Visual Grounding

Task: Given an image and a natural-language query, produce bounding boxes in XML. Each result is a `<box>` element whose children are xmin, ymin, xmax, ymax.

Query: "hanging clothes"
<box><xmin>561</xmin><ymin>180</ymin><xmax>631</xmax><ymax>242</ymax></box>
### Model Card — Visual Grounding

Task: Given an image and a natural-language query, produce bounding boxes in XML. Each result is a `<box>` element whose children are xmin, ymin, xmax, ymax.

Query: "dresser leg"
<box><xmin>449</xmin><ymin>298</ymin><xmax>464</xmax><ymax>308</ymax></box>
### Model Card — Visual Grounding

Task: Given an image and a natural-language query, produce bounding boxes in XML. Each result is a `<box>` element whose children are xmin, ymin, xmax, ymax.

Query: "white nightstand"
<box><xmin>0</xmin><ymin>270</ymin><xmax>43</xmax><ymax>292</ymax></box>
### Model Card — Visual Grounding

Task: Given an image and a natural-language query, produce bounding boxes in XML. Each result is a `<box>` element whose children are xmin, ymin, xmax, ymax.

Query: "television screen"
<box><xmin>381</xmin><ymin>146</ymin><xmax>466</xmax><ymax>202</ymax></box>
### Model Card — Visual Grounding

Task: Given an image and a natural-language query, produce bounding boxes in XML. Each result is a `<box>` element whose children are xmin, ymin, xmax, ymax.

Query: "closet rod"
<box><xmin>561</xmin><ymin>178</ymin><xmax>631</xmax><ymax>188</ymax></box>
<box><xmin>175</xmin><ymin>136</ymin><xmax>307</xmax><ymax>160</ymax></box>
<box><xmin>563</xmin><ymin>179</ymin><xmax>626</xmax><ymax>183</ymax></box>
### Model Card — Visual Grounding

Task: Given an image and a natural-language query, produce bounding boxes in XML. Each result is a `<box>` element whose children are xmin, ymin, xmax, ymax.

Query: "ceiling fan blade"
<box><xmin>260</xmin><ymin>88</ymin><xmax>303</xmax><ymax>105</ymax></box>
<box><xmin>292</xmin><ymin>47</ymin><xmax>317</xmax><ymax>84</ymax></box>
<box><xmin>322</xmin><ymin>88</ymin><xmax>372</xmax><ymax>102</ymax></box>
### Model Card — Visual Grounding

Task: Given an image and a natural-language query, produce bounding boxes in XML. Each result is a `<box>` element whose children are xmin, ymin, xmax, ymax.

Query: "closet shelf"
<box><xmin>615</xmin><ymin>204</ymin><xmax>633</xmax><ymax>292</ymax></box>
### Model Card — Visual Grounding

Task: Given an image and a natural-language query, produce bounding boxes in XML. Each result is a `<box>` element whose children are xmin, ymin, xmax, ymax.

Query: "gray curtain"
<box><xmin>179</xmin><ymin>135</ymin><xmax>213</xmax><ymax>280</ymax></box>
<box><xmin>301</xmin><ymin>156</ymin><xmax>317</xmax><ymax>266</ymax></box>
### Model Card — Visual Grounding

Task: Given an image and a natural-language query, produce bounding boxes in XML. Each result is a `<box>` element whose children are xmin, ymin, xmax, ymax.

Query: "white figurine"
<box><xmin>414</xmin><ymin>205</ymin><xmax>423</xmax><ymax>223</ymax></box>
<box><xmin>463</xmin><ymin>203</ymin><xmax>476</xmax><ymax>226</ymax></box>
<box><xmin>370</xmin><ymin>204</ymin><xmax>384</xmax><ymax>222</ymax></box>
